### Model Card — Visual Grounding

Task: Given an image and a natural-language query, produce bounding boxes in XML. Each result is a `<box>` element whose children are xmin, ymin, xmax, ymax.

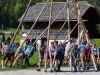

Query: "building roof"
<box><xmin>19</xmin><ymin>1</ymin><xmax>99</xmax><ymax>22</ymax></box>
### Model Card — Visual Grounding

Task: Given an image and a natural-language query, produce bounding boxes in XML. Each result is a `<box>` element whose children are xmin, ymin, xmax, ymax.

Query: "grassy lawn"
<box><xmin>94</xmin><ymin>39</ymin><xmax>100</xmax><ymax>48</ymax></box>
<box><xmin>0</xmin><ymin>27</ymin><xmax>100</xmax><ymax>70</ymax></box>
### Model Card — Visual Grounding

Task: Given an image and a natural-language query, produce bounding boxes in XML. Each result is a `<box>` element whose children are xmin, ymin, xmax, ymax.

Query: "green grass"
<box><xmin>1</xmin><ymin>27</ymin><xmax>21</xmax><ymax>43</ymax></box>
<box><xmin>0</xmin><ymin>27</ymin><xmax>21</xmax><ymax>32</ymax></box>
<box><xmin>94</xmin><ymin>39</ymin><xmax>100</xmax><ymax>48</ymax></box>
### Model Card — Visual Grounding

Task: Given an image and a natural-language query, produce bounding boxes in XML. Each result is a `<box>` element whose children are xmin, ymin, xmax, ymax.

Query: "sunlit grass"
<box><xmin>94</xmin><ymin>38</ymin><xmax>100</xmax><ymax>48</ymax></box>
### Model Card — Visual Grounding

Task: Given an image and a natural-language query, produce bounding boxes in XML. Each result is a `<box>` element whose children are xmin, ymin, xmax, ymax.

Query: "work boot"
<box><xmin>36</xmin><ymin>69</ymin><xmax>41</xmax><ymax>71</ymax></box>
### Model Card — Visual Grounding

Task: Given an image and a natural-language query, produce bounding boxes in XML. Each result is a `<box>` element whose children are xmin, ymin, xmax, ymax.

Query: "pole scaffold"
<box><xmin>20</xmin><ymin>0</ymin><xmax>50</xmax><ymax>48</ymax></box>
<box><xmin>32</xmin><ymin>4</ymin><xmax>69</xmax><ymax>46</ymax></box>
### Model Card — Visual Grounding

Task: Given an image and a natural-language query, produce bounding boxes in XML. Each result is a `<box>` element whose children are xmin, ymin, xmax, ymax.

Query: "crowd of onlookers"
<box><xmin>0</xmin><ymin>32</ymin><xmax>100</xmax><ymax>72</ymax></box>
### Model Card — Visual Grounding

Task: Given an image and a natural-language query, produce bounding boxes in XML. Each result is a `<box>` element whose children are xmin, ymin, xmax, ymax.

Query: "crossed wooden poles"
<box><xmin>10</xmin><ymin>0</ymin><xmax>97</xmax><ymax>72</ymax></box>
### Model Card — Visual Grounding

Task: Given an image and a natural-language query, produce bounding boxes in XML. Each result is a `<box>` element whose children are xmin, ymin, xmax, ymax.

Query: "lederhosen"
<box><xmin>40</xmin><ymin>49</ymin><xmax>44</xmax><ymax>60</ymax></box>
<box><xmin>93</xmin><ymin>48</ymin><xmax>98</xmax><ymax>58</ymax></box>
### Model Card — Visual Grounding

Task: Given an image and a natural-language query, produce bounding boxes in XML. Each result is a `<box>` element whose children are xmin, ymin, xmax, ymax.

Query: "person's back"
<box><xmin>24</xmin><ymin>45</ymin><xmax>31</xmax><ymax>55</ymax></box>
<box><xmin>2</xmin><ymin>41</ymin><xmax>12</xmax><ymax>69</ymax></box>
<box><xmin>11</xmin><ymin>43</ymin><xmax>16</xmax><ymax>53</ymax></box>
<box><xmin>2</xmin><ymin>45</ymin><xmax>11</xmax><ymax>53</ymax></box>
<box><xmin>56</xmin><ymin>44</ymin><xmax>65</xmax><ymax>72</ymax></box>
<box><xmin>78</xmin><ymin>43</ymin><xmax>85</xmax><ymax>53</ymax></box>
<box><xmin>57</xmin><ymin>44</ymin><xmax>65</xmax><ymax>56</ymax></box>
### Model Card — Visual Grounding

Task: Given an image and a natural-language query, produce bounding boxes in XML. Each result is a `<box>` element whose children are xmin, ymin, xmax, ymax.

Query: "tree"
<box><xmin>14</xmin><ymin>2</ymin><xmax>22</xmax><ymax>20</ymax></box>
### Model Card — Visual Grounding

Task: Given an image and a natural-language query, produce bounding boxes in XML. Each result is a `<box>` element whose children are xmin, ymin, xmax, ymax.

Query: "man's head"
<box><xmin>54</xmin><ymin>41</ymin><xmax>58</xmax><ymax>46</ymax></box>
<box><xmin>92</xmin><ymin>43</ymin><xmax>96</xmax><ymax>48</ymax></box>
<box><xmin>51</xmin><ymin>42</ymin><xmax>54</xmax><ymax>47</ymax></box>
<box><xmin>73</xmin><ymin>44</ymin><xmax>77</xmax><ymax>49</ymax></box>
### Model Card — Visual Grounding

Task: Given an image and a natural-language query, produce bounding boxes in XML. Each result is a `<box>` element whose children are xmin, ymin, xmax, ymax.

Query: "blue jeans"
<box><xmin>24</xmin><ymin>54</ymin><xmax>33</xmax><ymax>66</ymax></box>
<box><xmin>72</xmin><ymin>59</ymin><xmax>81</xmax><ymax>71</ymax></box>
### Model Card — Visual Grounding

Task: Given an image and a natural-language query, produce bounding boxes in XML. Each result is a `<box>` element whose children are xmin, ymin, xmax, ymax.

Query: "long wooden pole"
<box><xmin>63</xmin><ymin>22</ymin><xmax>78</xmax><ymax>44</ymax></box>
<box><xmin>20</xmin><ymin>0</ymin><xmax>50</xmax><ymax>47</ymax></box>
<box><xmin>70</xmin><ymin>0</ymin><xmax>97</xmax><ymax>71</ymax></box>
<box><xmin>54</xmin><ymin>8</ymin><xmax>73</xmax><ymax>41</ymax></box>
<box><xmin>67</xmin><ymin>0</ymin><xmax>72</xmax><ymax>71</ymax></box>
<box><xmin>10</xmin><ymin>0</ymin><xmax>32</xmax><ymax>47</ymax></box>
<box><xmin>32</xmin><ymin>4</ymin><xmax>68</xmax><ymax>46</ymax></box>
<box><xmin>70</xmin><ymin>22</ymin><xmax>78</xmax><ymax>34</ymax></box>
<box><xmin>44</xmin><ymin>0</ymin><xmax>53</xmax><ymax>72</ymax></box>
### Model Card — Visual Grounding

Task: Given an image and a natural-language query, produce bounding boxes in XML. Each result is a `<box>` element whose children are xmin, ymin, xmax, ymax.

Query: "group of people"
<box><xmin>37</xmin><ymin>41</ymin><xmax>66</xmax><ymax>72</ymax></box>
<box><xmin>0</xmin><ymin>35</ymin><xmax>36</xmax><ymax>69</ymax></box>
<box><xmin>0</xmin><ymin>32</ymin><xmax>100</xmax><ymax>72</ymax></box>
<box><xmin>36</xmin><ymin>39</ymin><xmax>100</xmax><ymax>72</ymax></box>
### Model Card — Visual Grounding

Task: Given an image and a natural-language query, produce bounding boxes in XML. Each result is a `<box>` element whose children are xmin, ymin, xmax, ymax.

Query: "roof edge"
<box><xmin>36</xmin><ymin>1</ymin><xmax>88</xmax><ymax>4</ymax></box>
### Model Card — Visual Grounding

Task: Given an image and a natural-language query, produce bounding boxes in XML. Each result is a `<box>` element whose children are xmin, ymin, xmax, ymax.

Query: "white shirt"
<box><xmin>0</xmin><ymin>35</ymin><xmax>3</xmax><ymax>43</ymax></box>
<box><xmin>91</xmin><ymin>47</ymin><xmax>99</xmax><ymax>55</ymax></box>
<box><xmin>66</xmin><ymin>42</ymin><xmax>71</xmax><ymax>51</ymax></box>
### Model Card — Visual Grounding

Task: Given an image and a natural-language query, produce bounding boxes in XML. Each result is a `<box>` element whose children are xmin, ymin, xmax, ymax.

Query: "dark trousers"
<box><xmin>57</xmin><ymin>55</ymin><xmax>63</xmax><ymax>70</ymax></box>
<box><xmin>24</xmin><ymin>54</ymin><xmax>33</xmax><ymax>66</ymax></box>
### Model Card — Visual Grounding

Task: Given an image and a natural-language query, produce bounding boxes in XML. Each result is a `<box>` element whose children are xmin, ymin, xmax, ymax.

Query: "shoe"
<box><xmin>74</xmin><ymin>70</ymin><xmax>77</xmax><ymax>72</ymax></box>
<box><xmin>50</xmin><ymin>70</ymin><xmax>53</xmax><ymax>72</ymax></box>
<box><xmin>78</xmin><ymin>70</ymin><xmax>82</xmax><ymax>72</ymax></box>
<box><xmin>54</xmin><ymin>68</ymin><xmax>56</xmax><ymax>72</ymax></box>
<box><xmin>36</xmin><ymin>69</ymin><xmax>41</xmax><ymax>71</ymax></box>
<box><xmin>56</xmin><ymin>69</ymin><xmax>61</xmax><ymax>72</ymax></box>
<box><xmin>2</xmin><ymin>66</ymin><xmax>5</xmax><ymax>69</ymax></box>
<box><xmin>83</xmin><ymin>68</ymin><xmax>85</xmax><ymax>71</ymax></box>
<box><xmin>97</xmin><ymin>66</ymin><xmax>99</xmax><ymax>71</ymax></box>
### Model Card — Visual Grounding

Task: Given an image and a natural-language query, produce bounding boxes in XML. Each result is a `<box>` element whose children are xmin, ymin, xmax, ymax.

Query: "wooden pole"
<box><xmin>10</xmin><ymin>0</ymin><xmax>32</xmax><ymax>47</ymax></box>
<box><xmin>67</xmin><ymin>0</ymin><xmax>72</xmax><ymax>71</ymax></box>
<box><xmin>32</xmin><ymin>4</ymin><xmax>68</xmax><ymax>46</ymax></box>
<box><xmin>20</xmin><ymin>0</ymin><xmax>50</xmax><ymax>47</ymax></box>
<box><xmin>44</xmin><ymin>0</ymin><xmax>53</xmax><ymax>72</ymax></box>
<box><xmin>70</xmin><ymin>22</ymin><xmax>78</xmax><ymax>34</ymax></box>
<box><xmin>63</xmin><ymin>22</ymin><xmax>78</xmax><ymax>44</ymax></box>
<box><xmin>54</xmin><ymin>8</ymin><xmax>73</xmax><ymax>41</ymax></box>
<box><xmin>70</xmin><ymin>0</ymin><xmax>97</xmax><ymax>71</ymax></box>
<box><xmin>70</xmin><ymin>0</ymin><xmax>90</xmax><ymax>42</ymax></box>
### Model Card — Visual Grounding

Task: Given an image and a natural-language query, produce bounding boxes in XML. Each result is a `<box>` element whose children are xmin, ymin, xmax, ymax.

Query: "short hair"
<box><xmin>51</xmin><ymin>42</ymin><xmax>54</xmax><ymax>44</ymax></box>
<box><xmin>40</xmin><ymin>45</ymin><xmax>44</xmax><ymax>47</ymax></box>
<box><xmin>54</xmin><ymin>41</ymin><xmax>58</xmax><ymax>44</ymax></box>
<box><xmin>16</xmin><ymin>43</ymin><xmax>20</xmax><ymax>46</ymax></box>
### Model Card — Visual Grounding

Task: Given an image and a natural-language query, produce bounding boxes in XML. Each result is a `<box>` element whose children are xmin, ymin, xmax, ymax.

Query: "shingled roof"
<box><xmin>19</xmin><ymin>1</ymin><xmax>95</xmax><ymax>22</ymax></box>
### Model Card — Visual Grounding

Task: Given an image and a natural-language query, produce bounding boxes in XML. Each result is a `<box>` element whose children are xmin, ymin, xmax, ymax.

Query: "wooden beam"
<box><xmin>54</xmin><ymin>8</ymin><xmax>73</xmax><ymax>41</ymax></box>
<box><xmin>70</xmin><ymin>0</ymin><xmax>97</xmax><ymax>71</ymax></box>
<box><xmin>32</xmin><ymin>4</ymin><xmax>69</xmax><ymax>46</ymax></box>
<box><xmin>20</xmin><ymin>0</ymin><xmax>50</xmax><ymax>47</ymax></box>
<box><xmin>63</xmin><ymin>22</ymin><xmax>78</xmax><ymax>44</ymax></box>
<box><xmin>44</xmin><ymin>0</ymin><xmax>53</xmax><ymax>72</ymax></box>
<box><xmin>70</xmin><ymin>0</ymin><xmax>90</xmax><ymax>43</ymax></box>
<box><xmin>10</xmin><ymin>0</ymin><xmax>32</xmax><ymax>47</ymax></box>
